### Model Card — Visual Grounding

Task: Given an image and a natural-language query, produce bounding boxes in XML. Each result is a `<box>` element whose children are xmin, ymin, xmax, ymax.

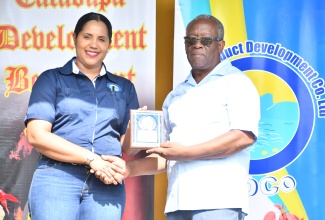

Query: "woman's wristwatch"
<box><xmin>86</xmin><ymin>153</ymin><xmax>95</xmax><ymax>165</ymax></box>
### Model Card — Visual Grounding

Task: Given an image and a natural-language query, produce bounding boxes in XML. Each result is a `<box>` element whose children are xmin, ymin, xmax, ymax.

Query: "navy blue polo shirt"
<box><xmin>24</xmin><ymin>58</ymin><xmax>139</xmax><ymax>156</ymax></box>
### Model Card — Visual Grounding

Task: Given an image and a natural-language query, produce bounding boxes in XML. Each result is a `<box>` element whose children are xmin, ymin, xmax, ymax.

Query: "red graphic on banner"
<box><xmin>9</xmin><ymin>130</ymin><xmax>34</xmax><ymax>160</ymax></box>
<box><xmin>0</xmin><ymin>190</ymin><xmax>20</xmax><ymax>215</ymax></box>
<box><xmin>264</xmin><ymin>204</ymin><xmax>304</xmax><ymax>220</ymax></box>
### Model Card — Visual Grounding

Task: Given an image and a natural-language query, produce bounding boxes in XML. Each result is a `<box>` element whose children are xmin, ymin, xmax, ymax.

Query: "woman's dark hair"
<box><xmin>74</xmin><ymin>12</ymin><xmax>112</xmax><ymax>43</ymax></box>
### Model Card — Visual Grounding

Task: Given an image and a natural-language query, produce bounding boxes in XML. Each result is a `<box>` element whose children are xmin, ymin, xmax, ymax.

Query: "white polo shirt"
<box><xmin>162</xmin><ymin>59</ymin><xmax>260</xmax><ymax>214</ymax></box>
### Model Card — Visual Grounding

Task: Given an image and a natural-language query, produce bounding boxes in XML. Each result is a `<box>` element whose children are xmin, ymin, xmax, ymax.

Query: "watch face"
<box><xmin>87</xmin><ymin>153</ymin><xmax>95</xmax><ymax>162</ymax></box>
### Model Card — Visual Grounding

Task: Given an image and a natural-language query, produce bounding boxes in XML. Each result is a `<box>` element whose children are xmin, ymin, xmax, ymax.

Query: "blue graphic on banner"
<box><xmin>178</xmin><ymin>0</ymin><xmax>211</xmax><ymax>25</ymax></box>
<box><xmin>232</xmin><ymin>57</ymin><xmax>314</xmax><ymax>174</ymax></box>
<box><xmin>243</xmin><ymin>1</ymin><xmax>325</xmax><ymax>219</ymax></box>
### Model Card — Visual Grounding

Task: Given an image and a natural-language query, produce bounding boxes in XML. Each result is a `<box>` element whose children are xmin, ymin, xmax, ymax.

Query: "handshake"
<box><xmin>88</xmin><ymin>142</ymin><xmax>170</xmax><ymax>185</ymax></box>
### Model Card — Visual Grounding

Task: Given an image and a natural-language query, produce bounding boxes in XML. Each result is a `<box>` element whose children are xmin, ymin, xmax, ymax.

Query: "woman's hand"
<box><xmin>90</xmin><ymin>155</ymin><xmax>127</xmax><ymax>185</ymax></box>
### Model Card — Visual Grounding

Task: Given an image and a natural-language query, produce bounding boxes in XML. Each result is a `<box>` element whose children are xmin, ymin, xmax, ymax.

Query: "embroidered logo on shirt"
<box><xmin>107</xmin><ymin>83</ymin><xmax>121</xmax><ymax>92</ymax></box>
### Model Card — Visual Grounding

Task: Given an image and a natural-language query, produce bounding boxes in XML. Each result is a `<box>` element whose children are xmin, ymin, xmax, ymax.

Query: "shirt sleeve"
<box><xmin>24</xmin><ymin>70</ymin><xmax>57</xmax><ymax>126</ymax></box>
<box><xmin>226</xmin><ymin>71</ymin><xmax>260</xmax><ymax>137</ymax></box>
<box><xmin>162</xmin><ymin>94</ymin><xmax>172</xmax><ymax>142</ymax></box>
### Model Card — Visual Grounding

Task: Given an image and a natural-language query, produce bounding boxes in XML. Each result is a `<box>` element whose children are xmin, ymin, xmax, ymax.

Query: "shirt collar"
<box><xmin>184</xmin><ymin>59</ymin><xmax>231</xmax><ymax>86</ymax></box>
<box><xmin>72</xmin><ymin>58</ymin><xmax>106</xmax><ymax>76</ymax></box>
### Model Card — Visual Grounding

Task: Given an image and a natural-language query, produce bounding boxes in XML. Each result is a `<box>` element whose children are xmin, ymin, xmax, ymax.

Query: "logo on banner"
<box><xmin>222</xmin><ymin>40</ymin><xmax>325</xmax><ymax>175</ymax></box>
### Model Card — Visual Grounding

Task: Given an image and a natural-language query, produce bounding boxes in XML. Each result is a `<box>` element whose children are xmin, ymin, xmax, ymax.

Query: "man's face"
<box><xmin>185</xmin><ymin>18</ymin><xmax>225</xmax><ymax>74</ymax></box>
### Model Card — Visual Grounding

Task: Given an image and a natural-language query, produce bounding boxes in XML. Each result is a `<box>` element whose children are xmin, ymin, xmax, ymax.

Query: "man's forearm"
<box><xmin>127</xmin><ymin>154</ymin><xmax>166</xmax><ymax>177</ymax></box>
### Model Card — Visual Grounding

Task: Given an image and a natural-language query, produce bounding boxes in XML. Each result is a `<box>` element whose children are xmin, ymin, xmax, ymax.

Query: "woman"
<box><xmin>24</xmin><ymin>12</ymin><xmax>139</xmax><ymax>219</ymax></box>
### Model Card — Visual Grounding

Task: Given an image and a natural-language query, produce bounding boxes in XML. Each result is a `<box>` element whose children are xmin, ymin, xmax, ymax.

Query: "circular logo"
<box><xmin>138</xmin><ymin>116</ymin><xmax>157</xmax><ymax>130</ymax></box>
<box><xmin>232</xmin><ymin>56</ymin><xmax>315</xmax><ymax>175</ymax></box>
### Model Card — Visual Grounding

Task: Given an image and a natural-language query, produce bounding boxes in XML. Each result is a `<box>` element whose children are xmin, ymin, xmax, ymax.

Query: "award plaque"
<box><xmin>130</xmin><ymin>109</ymin><xmax>164</xmax><ymax>149</ymax></box>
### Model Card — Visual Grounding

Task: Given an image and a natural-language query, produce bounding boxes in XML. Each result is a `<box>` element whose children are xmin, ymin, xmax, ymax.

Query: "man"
<box><xmin>103</xmin><ymin>14</ymin><xmax>260</xmax><ymax>220</ymax></box>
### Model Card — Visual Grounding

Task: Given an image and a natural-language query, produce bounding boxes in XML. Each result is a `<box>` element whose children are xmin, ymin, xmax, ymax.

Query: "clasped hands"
<box><xmin>89</xmin><ymin>155</ymin><xmax>129</xmax><ymax>185</ymax></box>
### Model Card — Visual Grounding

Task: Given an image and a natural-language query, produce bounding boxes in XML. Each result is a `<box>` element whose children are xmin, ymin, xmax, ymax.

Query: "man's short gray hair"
<box><xmin>186</xmin><ymin>14</ymin><xmax>224</xmax><ymax>40</ymax></box>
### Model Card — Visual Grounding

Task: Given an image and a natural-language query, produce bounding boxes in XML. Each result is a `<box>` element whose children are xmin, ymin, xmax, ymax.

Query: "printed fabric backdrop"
<box><xmin>173</xmin><ymin>0</ymin><xmax>325</xmax><ymax>219</ymax></box>
<box><xmin>0</xmin><ymin>1</ymin><xmax>156</xmax><ymax>220</ymax></box>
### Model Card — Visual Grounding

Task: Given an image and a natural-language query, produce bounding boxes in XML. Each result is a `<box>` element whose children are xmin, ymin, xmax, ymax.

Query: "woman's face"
<box><xmin>74</xmin><ymin>20</ymin><xmax>110</xmax><ymax>73</ymax></box>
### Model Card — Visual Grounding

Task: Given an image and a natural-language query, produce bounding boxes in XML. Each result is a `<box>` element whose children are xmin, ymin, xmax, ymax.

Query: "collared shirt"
<box><xmin>162</xmin><ymin>59</ymin><xmax>260</xmax><ymax>214</ymax></box>
<box><xmin>72</xmin><ymin>59</ymin><xmax>106</xmax><ymax>86</ymax></box>
<box><xmin>25</xmin><ymin>57</ymin><xmax>139</xmax><ymax>156</ymax></box>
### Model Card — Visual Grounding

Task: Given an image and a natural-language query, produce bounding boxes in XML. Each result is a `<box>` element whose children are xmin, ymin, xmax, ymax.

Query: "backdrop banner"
<box><xmin>173</xmin><ymin>0</ymin><xmax>325</xmax><ymax>219</ymax></box>
<box><xmin>0</xmin><ymin>1</ymin><xmax>156</xmax><ymax>219</ymax></box>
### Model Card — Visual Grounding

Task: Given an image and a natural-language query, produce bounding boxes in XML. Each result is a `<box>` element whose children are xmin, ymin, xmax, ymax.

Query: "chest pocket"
<box><xmin>56</xmin><ymin>87</ymin><xmax>81</xmax><ymax>115</ymax></box>
<box><xmin>100</xmin><ymin>92</ymin><xmax>127</xmax><ymax>122</ymax></box>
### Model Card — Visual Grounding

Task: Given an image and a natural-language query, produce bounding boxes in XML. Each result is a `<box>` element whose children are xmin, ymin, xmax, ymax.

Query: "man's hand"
<box><xmin>146</xmin><ymin>142</ymin><xmax>189</xmax><ymax>160</ymax></box>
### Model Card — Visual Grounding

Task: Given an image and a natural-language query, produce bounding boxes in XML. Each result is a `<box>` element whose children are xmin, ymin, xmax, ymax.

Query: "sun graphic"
<box><xmin>245</xmin><ymin>70</ymin><xmax>297</xmax><ymax>103</ymax></box>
